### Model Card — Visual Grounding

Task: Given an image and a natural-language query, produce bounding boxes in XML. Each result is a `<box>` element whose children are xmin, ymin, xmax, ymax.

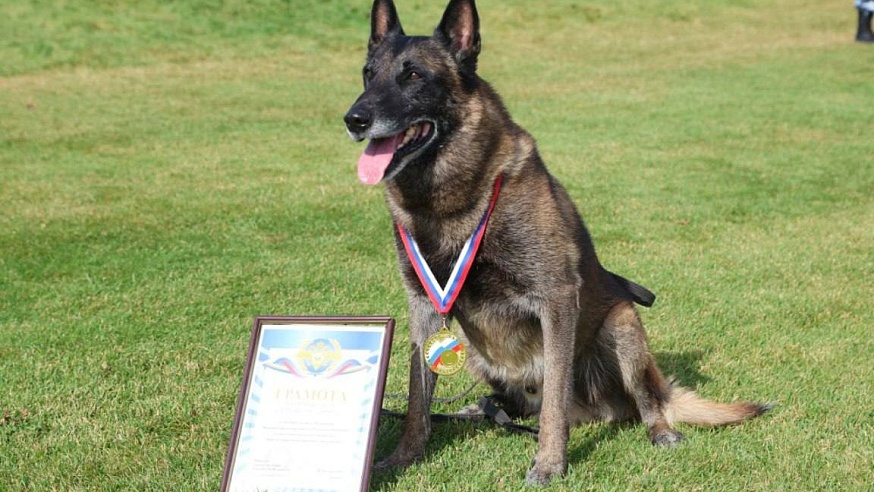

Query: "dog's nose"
<box><xmin>344</xmin><ymin>107</ymin><xmax>372</xmax><ymax>134</ymax></box>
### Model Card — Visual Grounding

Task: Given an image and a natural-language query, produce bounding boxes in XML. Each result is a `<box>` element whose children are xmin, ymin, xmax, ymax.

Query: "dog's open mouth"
<box><xmin>358</xmin><ymin>121</ymin><xmax>434</xmax><ymax>185</ymax></box>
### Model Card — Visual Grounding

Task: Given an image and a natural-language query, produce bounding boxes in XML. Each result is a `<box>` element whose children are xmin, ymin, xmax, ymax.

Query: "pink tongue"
<box><xmin>357</xmin><ymin>134</ymin><xmax>403</xmax><ymax>185</ymax></box>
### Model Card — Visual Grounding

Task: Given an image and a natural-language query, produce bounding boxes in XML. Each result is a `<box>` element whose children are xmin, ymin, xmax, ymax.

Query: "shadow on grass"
<box><xmin>654</xmin><ymin>350</ymin><xmax>711</xmax><ymax>388</ymax></box>
<box><xmin>369</xmin><ymin>414</ymin><xmax>486</xmax><ymax>490</ymax></box>
<box><xmin>567</xmin><ymin>423</ymin><xmax>626</xmax><ymax>466</ymax></box>
<box><xmin>370</xmin><ymin>350</ymin><xmax>711</xmax><ymax>488</ymax></box>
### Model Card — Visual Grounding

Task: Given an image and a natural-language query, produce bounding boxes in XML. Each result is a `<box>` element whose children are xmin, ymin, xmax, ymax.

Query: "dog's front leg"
<box><xmin>526</xmin><ymin>286</ymin><xmax>578</xmax><ymax>486</ymax></box>
<box><xmin>376</xmin><ymin>295</ymin><xmax>440</xmax><ymax>469</ymax></box>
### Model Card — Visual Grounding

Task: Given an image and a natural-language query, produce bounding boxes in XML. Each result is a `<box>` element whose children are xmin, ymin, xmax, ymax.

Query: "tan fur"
<box><xmin>666</xmin><ymin>385</ymin><xmax>771</xmax><ymax>426</ymax></box>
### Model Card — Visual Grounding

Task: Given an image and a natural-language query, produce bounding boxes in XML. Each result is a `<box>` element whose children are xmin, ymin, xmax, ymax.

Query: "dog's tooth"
<box><xmin>415</xmin><ymin>122</ymin><xmax>429</xmax><ymax>142</ymax></box>
<box><xmin>395</xmin><ymin>125</ymin><xmax>428</xmax><ymax>151</ymax></box>
<box><xmin>397</xmin><ymin>132</ymin><xmax>407</xmax><ymax>149</ymax></box>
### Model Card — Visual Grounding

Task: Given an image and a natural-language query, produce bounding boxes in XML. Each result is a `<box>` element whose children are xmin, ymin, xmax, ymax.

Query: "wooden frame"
<box><xmin>220</xmin><ymin>316</ymin><xmax>395</xmax><ymax>492</ymax></box>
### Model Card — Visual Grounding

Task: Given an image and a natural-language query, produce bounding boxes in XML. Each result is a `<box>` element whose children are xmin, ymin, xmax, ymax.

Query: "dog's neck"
<box><xmin>385</xmin><ymin>78</ymin><xmax>525</xmax><ymax>234</ymax></box>
<box><xmin>385</xmin><ymin>172</ymin><xmax>495</xmax><ymax>249</ymax></box>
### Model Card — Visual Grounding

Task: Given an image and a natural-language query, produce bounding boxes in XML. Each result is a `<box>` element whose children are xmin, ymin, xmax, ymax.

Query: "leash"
<box><xmin>476</xmin><ymin>396</ymin><xmax>540</xmax><ymax>437</ymax></box>
<box><xmin>381</xmin><ymin>391</ymin><xmax>540</xmax><ymax>439</ymax></box>
<box><xmin>384</xmin><ymin>381</ymin><xmax>480</xmax><ymax>405</ymax></box>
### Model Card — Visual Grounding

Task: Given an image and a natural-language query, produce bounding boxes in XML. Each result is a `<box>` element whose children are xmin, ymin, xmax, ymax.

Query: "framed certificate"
<box><xmin>221</xmin><ymin>316</ymin><xmax>395</xmax><ymax>492</ymax></box>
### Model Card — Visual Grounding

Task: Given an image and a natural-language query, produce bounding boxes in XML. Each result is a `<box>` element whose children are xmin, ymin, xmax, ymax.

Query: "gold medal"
<box><xmin>423</xmin><ymin>326</ymin><xmax>466</xmax><ymax>376</ymax></box>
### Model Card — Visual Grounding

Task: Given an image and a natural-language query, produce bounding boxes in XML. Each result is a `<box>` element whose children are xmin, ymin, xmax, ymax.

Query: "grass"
<box><xmin>1</xmin><ymin>0</ymin><xmax>872</xmax><ymax>490</ymax></box>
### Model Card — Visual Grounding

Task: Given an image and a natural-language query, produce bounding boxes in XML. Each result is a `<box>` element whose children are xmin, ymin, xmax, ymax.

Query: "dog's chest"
<box><xmin>405</xmin><ymin>242</ymin><xmax>546</xmax><ymax>371</ymax></box>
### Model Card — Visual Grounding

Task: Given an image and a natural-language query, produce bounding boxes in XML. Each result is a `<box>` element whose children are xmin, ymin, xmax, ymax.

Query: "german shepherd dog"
<box><xmin>344</xmin><ymin>0</ymin><xmax>771</xmax><ymax>485</ymax></box>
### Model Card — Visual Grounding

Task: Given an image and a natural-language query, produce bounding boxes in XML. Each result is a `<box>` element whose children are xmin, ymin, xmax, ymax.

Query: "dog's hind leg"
<box><xmin>604</xmin><ymin>302</ymin><xmax>685</xmax><ymax>447</ymax></box>
<box><xmin>376</xmin><ymin>296</ymin><xmax>441</xmax><ymax>469</ymax></box>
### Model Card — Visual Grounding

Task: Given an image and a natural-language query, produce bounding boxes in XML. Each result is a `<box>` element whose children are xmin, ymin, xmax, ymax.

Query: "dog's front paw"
<box><xmin>374</xmin><ymin>447</ymin><xmax>424</xmax><ymax>471</ymax></box>
<box><xmin>524</xmin><ymin>457</ymin><xmax>567</xmax><ymax>486</ymax></box>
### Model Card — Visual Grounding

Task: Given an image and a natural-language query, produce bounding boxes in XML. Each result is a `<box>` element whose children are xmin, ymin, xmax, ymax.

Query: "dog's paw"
<box><xmin>524</xmin><ymin>457</ymin><xmax>566</xmax><ymax>486</ymax></box>
<box><xmin>651</xmin><ymin>428</ymin><xmax>685</xmax><ymax>447</ymax></box>
<box><xmin>373</xmin><ymin>459</ymin><xmax>397</xmax><ymax>471</ymax></box>
<box><xmin>374</xmin><ymin>449</ymin><xmax>423</xmax><ymax>471</ymax></box>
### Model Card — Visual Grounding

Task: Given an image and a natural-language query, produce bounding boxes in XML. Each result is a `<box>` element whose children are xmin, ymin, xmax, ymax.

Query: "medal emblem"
<box><xmin>423</xmin><ymin>328</ymin><xmax>466</xmax><ymax>376</ymax></box>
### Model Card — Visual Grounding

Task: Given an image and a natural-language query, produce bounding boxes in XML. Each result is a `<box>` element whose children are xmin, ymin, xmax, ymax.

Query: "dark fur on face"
<box><xmin>344</xmin><ymin>0</ymin><xmax>771</xmax><ymax>486</ymax></box>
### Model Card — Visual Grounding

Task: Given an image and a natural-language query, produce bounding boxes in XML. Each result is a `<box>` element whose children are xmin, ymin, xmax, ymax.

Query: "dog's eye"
<box><xmin>363</xmin><ymin>67</ymin><xmax>374</xmax><ymax>80</ymax></box>
<box><xmin>407</xmin><ymin>70</ymin><xmax>422</xmax><ymax>81</ymax></box>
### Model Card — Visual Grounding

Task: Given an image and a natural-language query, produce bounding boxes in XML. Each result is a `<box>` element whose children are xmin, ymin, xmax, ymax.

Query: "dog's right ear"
<box><xmin>369</xmin><ymin>0</ymin><xmax>405</xmax><ymax>50</ymax></box>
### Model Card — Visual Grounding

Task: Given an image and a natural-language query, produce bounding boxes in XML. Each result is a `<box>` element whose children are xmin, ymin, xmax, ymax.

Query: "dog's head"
<box><xmin>344</xmin><ymin>0</ymin><xmax>482</xmax><ymax>185</ymax></box>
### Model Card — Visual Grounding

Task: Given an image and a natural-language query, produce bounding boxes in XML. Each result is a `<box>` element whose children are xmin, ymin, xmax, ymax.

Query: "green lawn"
<box><xmin>1</xmin><ymin>0</ymin><xmax>872</xmax><ymax>490</ymax></box>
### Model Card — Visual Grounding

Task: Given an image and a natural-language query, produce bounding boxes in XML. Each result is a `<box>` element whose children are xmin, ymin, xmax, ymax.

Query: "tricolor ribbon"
<box><xmin>425</xmin><ymin>336</ymin><xmax>463</xmax><ymax>368</ymax></box>
<box><xmin>397</xmin><ymin>175</ymin><xmax>503</xmax><ymax>315</ymax></box>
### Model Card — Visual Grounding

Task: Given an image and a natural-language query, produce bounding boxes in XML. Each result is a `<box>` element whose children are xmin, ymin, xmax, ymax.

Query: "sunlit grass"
<box><xmin>1</xmin><ymin>0</ymin><xmax>872</xmax><ymax>490</ymax></box>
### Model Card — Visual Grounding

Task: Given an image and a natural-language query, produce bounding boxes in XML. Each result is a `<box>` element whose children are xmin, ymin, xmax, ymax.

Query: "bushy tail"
<box><xmin>664</xmin><ymin>382</ymin><xmax>775</xmax><ymax>427</ymax></box>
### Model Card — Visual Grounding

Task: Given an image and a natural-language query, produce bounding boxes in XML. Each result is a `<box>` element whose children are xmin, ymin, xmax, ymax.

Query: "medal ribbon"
<box><xmin>397</xmin><ymin>175</ymin><xmax>503</xmax><ymax>315</ymax></box>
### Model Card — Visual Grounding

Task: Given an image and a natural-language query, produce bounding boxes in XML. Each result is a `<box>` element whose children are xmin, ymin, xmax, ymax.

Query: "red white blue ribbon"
<box><xmin>397</xmin><ymin>176</ymin><xmax>503</xmax><ymax>315</ymax></box>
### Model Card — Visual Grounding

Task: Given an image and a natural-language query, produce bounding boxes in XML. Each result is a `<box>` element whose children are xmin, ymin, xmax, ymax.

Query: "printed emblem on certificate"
<box><xmin>221</xmin><ymin>316</ymin><xmax>395</xmax><ymax>492</ymax></box>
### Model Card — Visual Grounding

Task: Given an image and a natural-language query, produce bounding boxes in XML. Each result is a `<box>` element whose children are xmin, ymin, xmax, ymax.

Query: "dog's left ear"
<box><xmin>435</xmin><ymin>0</ymin><xmax>481</xmax><ymax>73</ymax></box>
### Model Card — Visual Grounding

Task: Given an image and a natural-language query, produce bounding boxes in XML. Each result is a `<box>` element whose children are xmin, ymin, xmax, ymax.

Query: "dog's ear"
<box><xmin>435</xmin><ymin>0</ymin><xmax>481</xmax><ymax>73</ymax></box>
<box><xmin>370</xmin><ymin>0</ymin><xmax>405</xmax><ymax>50</ymax></box>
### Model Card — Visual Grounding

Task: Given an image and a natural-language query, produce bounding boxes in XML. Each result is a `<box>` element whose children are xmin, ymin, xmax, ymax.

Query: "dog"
<box><xmin>343</xmin><ymin>0</ymin><xmax>771</xmax><ymax>485</ymax></box>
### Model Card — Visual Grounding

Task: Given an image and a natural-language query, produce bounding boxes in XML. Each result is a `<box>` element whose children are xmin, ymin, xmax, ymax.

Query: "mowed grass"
<box><xmin>1</xmin><ymin>0</ymin><xmax>872</xmax><ymax>490</ymax></box>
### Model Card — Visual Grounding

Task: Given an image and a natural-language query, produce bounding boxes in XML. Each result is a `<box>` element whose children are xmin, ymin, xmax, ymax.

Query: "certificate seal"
<box><xmin>423</xmin><ymin>329</ymin><xmax>466</xmax><ymax>376</ymax></box>
<box><xmin>298</xmin><ymin>338</ymin><xmax>342</xmax><ymax>376</ymax></box>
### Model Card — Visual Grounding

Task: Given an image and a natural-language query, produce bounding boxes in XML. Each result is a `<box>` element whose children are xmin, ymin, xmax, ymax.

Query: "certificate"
<box><xmin>221</xmin><ymin>316</ymin><xmax>395</xmax><ymax>492</ymax></box>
